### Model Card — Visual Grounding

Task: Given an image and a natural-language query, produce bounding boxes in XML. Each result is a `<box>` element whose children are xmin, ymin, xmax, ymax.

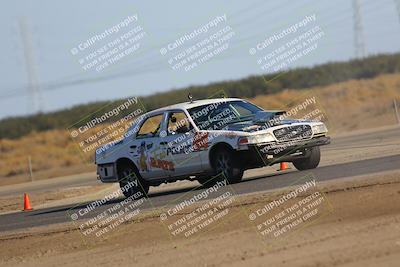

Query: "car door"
<box><xmin>132</xmin><ymin>113</ymin><xmax>167</xmax><ymax>180</ymax></box>
<box><xmin>160</xmin><ymin>110</ymin><xmax>203</xmax><ymax>177</ymax></box>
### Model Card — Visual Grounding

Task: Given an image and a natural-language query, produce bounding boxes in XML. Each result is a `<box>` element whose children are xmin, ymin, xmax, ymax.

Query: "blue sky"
<box><xmin>1</xmin><ymin>0</ymin><xmax>399</xmax><ymax>119</ymax></box>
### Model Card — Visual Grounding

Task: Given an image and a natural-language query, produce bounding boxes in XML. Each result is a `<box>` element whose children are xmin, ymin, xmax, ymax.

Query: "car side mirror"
<box><xmin>176</xmin><ymin>125</ymin><xmax>190</xmax><ymax>134</ymax></box>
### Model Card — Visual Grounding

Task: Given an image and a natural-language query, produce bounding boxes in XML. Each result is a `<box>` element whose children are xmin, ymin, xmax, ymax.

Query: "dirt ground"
<box><xmin>1</xmin><ymin>171</ymin><xmax>399</xmax><ymax>267</ymax></box>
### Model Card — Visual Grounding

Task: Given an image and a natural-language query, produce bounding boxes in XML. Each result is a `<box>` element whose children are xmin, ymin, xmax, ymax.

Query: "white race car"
<box><xmin>95</xmin><ymin>97</ymin><xmax>330</xmax><ymax>197</ymax></box>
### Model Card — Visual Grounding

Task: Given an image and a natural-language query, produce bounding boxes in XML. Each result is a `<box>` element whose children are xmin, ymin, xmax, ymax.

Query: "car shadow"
<box><xmin>31</xmin><ymin>198</ymin><xmax>125</xmax><ymax>216</ymax></box>
<box><xmin>30</xmin><ymin>171</ymin><xmax>290</xmax><ymax>217</ymax></box>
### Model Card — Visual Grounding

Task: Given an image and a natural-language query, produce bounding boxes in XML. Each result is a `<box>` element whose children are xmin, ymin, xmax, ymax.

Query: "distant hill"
<box><xmin>1</xmin><ymin>53</ymin><xmax>400</xmax><ymax>139</ymax></box>
<box><xmin>2</xmin><ymin>73</ymin><xmax>399</xmax><ymax>182</ymax></box>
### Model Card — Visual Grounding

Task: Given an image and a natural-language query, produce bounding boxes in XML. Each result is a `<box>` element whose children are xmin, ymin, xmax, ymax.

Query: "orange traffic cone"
<box><xmin>23</xmin><ymin>193</ymin><xmax>33</xmax><ymax>211</ymax></box>
<box><xmin>279</xmin><ymin>162</ymin><xmax>289</xmax><ymax>171</ymax></box>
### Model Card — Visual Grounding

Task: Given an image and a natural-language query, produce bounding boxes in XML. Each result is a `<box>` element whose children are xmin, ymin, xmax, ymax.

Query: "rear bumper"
<box><xmin>97</xmin><ymin>163</ymin><xmax>118</xmax><ymax>183</ymax></box>
<box><xmin>238</xmin><ymin>136</ymin><xmax>330</xmax><ymax>168</ymax></box>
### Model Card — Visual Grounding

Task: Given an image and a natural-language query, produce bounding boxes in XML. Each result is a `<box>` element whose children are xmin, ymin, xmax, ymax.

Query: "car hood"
<box><xmin>223</xmin><ymin>111</ymin><xmax>311</xmax><ymax>132</ymax></box>
<box><xmin>223</xmin><ymin>119</ymin><xmax>306</xmax><ymax>132</ymax></box>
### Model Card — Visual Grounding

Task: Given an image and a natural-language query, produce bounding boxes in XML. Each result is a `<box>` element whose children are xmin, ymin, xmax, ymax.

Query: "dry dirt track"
<box><xmin>0</xmin><ymin>171</ymin><xmax>400</xmax><ymax>267</ymax></box>
<box><xmin>0</xmin><ymin>126</ymin><xmax>399</xmax><ymax>266</ymax></box>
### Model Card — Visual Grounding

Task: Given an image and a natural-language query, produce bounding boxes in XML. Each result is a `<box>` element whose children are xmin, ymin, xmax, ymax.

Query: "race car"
<box><xmin>95</xmin><ymin>97</ymin><xmax>330</xmax><ymax>197</ymax></box>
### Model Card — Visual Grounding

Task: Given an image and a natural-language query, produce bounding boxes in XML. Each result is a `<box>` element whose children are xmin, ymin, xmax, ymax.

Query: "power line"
<box><xmin>394</xmin><ymin>0</ymin><xmax>400</xmax><ymax>23</ymax></box>
<box><xmin>18</xmin><ymin>17</ymin><xmax>44</xmax><ymax>112</ymax></box>
<box><xmin>0</xmin><ymin>0</ymin><xmax>397</xmax><ymax>101</ymax></box>
<box><xmin>353</xmin><ymin>0</ymin><xmax>366</xmax><ymax>58</ymax></box>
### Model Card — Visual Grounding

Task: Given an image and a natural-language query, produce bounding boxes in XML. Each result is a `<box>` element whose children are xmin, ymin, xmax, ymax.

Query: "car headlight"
<box><xmin>238</xmin><ymin>133</ymin><xmax>275</xmax><ymax>145</ymax></box>
<box><xmin>312</xmin><ymin>124</ymin><xmax>328</xmax><ymax>134</ymax></box>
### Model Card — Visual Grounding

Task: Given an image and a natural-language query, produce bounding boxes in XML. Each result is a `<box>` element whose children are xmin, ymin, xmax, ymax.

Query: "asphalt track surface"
<box><xmin>0</xmin><ymin>153</ymin><xmax>399</xmax><ymax>233</ymax></box>
<box><xmin>0</xmin><ymin>126</ymin><xmax>398</xmax><ymax>198</ymax></box>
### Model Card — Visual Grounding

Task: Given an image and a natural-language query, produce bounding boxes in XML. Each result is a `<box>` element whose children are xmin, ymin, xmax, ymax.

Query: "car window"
<box><xmin>188</xmin><ymin>100</ymin><xmax>262</xmax><ymax>130</ymax></box>
<box><xmin>137</xmin><ymin>114</ymin><xmax>163</xmax><ymax>138</ymax></box>
<box><xmin>230</xmin><ymin>102</ymin><xmax>254</xmax><ymax>117</ymax></box>
<box><xmin>167</xmin><ymin>112</ymin><xmax>193</xmax><ymax>135</ymax></box>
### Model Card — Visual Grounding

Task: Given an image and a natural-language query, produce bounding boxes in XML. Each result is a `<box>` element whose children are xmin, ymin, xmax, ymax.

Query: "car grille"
<box><xmin>273</xmin><ymin>125</ymin><xmax>312</xmax><ymax>142</ymax></box>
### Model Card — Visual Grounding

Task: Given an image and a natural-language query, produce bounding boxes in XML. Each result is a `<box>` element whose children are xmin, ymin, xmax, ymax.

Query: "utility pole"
<box><xmin>394</xmin><ymin>99</ymin><xmax>400</xmax><ymax>124</ymax></box>
<box><xmin>28</xmin><ymin>155</ymin><xmax>34</xmax><ymax>182</ymax></box>
<box><xmin>353</xmin><ymin>0</ymin><xmax>366</xmax><ymax>58</ymax></box>
<box><xmin>394</xmin><ymin>0</ymin><xmax>400</xmax><ymax>24</ymax></box>
<box><xmin>19</xmin><ymin>17</ymin><xmax>43</xmax><ymax>113</ymax></box>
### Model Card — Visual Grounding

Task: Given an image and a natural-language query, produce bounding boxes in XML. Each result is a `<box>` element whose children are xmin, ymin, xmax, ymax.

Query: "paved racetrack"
<box><xmin>0</xmin><ymin>126</ymin><xmax>399</xmax><ymax>233</ymax></box>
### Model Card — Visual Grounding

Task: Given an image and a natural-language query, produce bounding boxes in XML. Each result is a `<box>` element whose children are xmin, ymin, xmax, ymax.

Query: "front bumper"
<box><xmin>258</xmin><ymin>136</ymin><xmax>330</xmax><ymax>154</ymax></box>
<box><xmin>238</xmin><ymin>136</ymin><xmax>330</xmax><ymax>168</ymax></box>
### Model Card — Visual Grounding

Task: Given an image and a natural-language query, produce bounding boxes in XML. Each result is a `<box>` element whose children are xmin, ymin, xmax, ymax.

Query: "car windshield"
<box><xmin>188</xmin><ymin>100</ymin><xmax>263</xmax><ymax>130</ymax></box>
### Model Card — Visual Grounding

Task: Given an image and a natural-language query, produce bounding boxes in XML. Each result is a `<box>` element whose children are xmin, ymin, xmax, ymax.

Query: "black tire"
<box><xmin>203</xmin><ymin>147</ymin><xmax>243</xmax><ymax>186</ymax></box>
<box><xmin>292</xmin><ymin>146</ymin><xmax>321</xmax><ymax>170</ymax></box>
<box><xmin>118</xmin><ymin>164</ymin><xmax>149</xmax><ymax>198</ymax></box>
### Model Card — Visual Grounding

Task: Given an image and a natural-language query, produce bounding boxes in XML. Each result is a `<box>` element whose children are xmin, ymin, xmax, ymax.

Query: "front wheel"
<box><xmin>118</xmin><ymin>165</ymin><xmax>149</xmax><ymax>198</ymax></box>
<box><xmin>292</xmin><ymin>146</ymin><xmax>321</xmax><ymax>170</ymax></box>
<box><xmin>206</xmin><ymin>148</ymin><xmax>243</xmax><ymax>186</ymax></box>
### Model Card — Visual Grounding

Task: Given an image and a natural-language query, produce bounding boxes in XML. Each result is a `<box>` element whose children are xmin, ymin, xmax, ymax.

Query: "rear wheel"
<box><xmin>118</xmin><ymin>164</ymin><xmax>149</xmax><ymax>198</ymax></box>
<box><xmin>200</xmin><ymin>148</ymin><xmax>243</xmax><ymax>186</ymax></box>
<box><xmin>292</xmin><ymin>146</ymin><xmax>321</xmax><ymax>170</ymax></box>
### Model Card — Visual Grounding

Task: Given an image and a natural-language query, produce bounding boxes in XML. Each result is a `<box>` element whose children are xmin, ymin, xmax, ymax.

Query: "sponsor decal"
<box><xmin>150</xmin><ymin>157</ymin><xmax>175</xmax><ymax>171</ymax></box>
<box><xmin>138</xmin><ymin>141</ymin><xmax>149</xmax><ymax>171</ymax></box>
<box><xmin>193</xmin><ymin>132</ymin><xmax>209</xmax><ymax>151</ymax></box>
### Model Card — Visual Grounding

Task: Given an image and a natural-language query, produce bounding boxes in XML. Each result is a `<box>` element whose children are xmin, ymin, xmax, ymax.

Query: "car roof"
<box><xmin>149</xmin><ymin>98</ymin><xmax>243</xmax><ymax>114</ymax></box>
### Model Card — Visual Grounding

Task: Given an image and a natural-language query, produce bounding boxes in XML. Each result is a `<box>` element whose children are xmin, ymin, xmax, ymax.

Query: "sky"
<box><xmin>0</xmin><ymin>0</ymin><xmax>400</xmax><ymax>119</ymax></box>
